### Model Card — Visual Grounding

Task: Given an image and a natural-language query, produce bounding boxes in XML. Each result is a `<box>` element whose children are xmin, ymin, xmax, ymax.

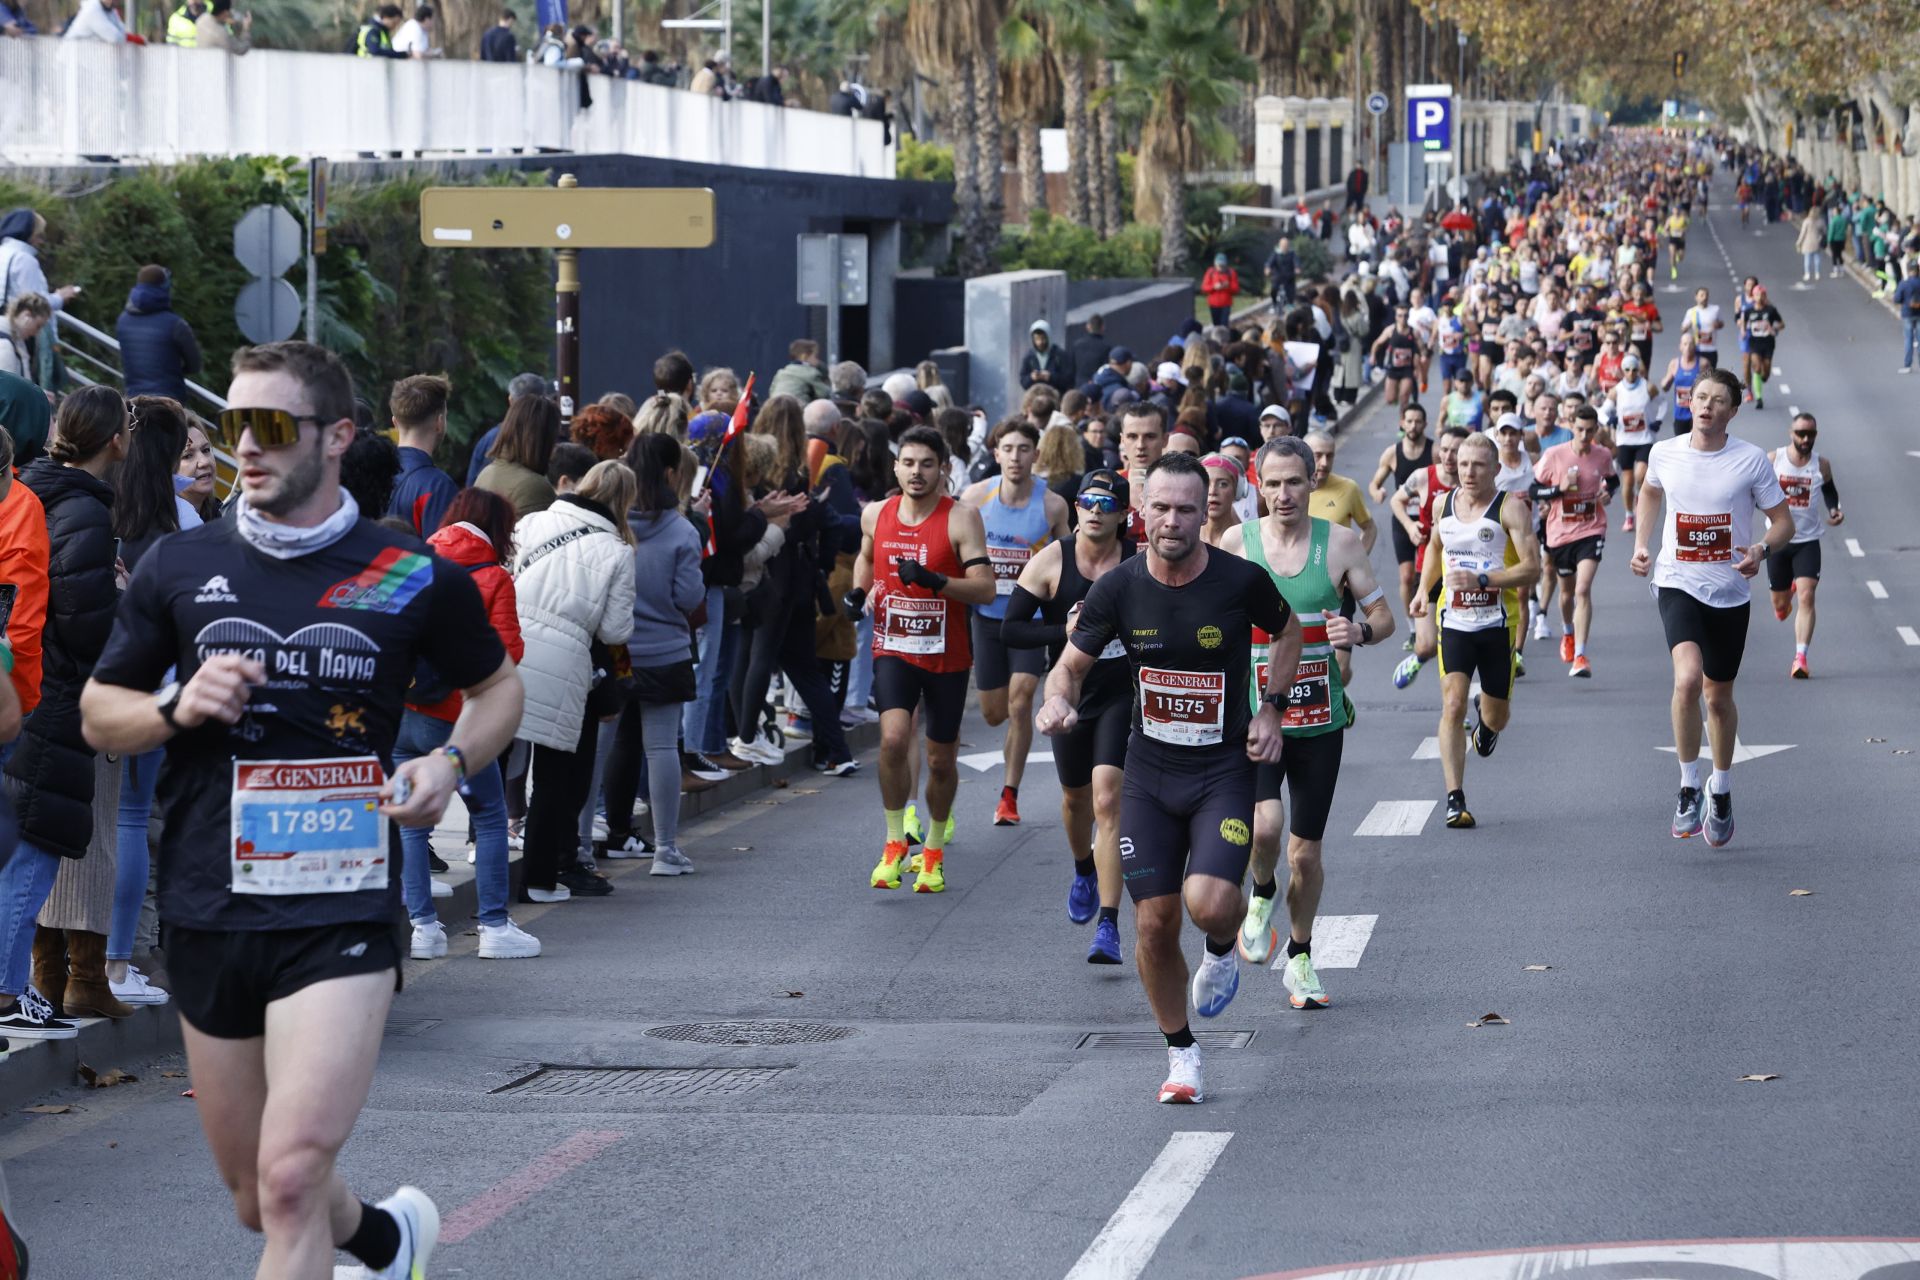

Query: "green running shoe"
<box><xmin>1283</xmin><ymin>951</ymin><xmax>1329</xmax><ymax>1009</ymax></box>
<box><xmin>1237</xmin><ymin>894</ymin><xmax>1277</xmax><ymax>964</ymax></box>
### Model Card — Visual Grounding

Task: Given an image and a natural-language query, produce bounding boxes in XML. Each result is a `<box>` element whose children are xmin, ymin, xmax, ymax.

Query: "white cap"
<box><xmin>1259</xmin><ymin>404</ymin><xmax>1289</xmax><ymax>422</ymax></box>
<box><xmin>1494</xmin><ymin>412</ymin><xmax>1524</xmax><ymax>432</ymax></box>
<box><xmin>1156</xmin><ymin>361</ymin><xmax>1186</xmax><ymax>385</ymax></box>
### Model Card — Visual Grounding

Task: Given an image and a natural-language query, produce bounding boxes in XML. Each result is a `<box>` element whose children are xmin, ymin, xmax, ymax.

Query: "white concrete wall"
<box><xmin>0</xmin><ymin>37</ymin><xmax>893</xmax><ymax>180</ymax></box>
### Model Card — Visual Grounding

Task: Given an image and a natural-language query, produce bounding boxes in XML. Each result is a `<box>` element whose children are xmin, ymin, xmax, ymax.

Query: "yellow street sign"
<box><xmin>418</xmin><ymin>186</ymin><xmax>716</xmax><ymax>249</ymax></box>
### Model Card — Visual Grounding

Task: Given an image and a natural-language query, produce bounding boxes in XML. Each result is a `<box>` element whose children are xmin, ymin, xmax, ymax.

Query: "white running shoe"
<box><xmin>109</xmin><ymin>966</ymin><xmax>170</xmax><ymax>1006</ymax></box>
<box><xmin>477</xmin><ymin>919</ymin><xmax>542</xmax><ymax>959</ymax></box>
<box><xmin>604</xmin><ymin>833</ymin><xmax>654</xmax><ymax>860</ymax></box>
<box><xmin>730</xmin><ymin>735</ymin><xmax>781</xmax><ymax>766</ymax></box>
<box><xmin>649</xmin><ymin>847</ymin><xmax>696</xmax><ymax>876</ymax></box>
<box><xmin>1531</xmin><ymin>613</ymin><xmax>1550</xmax><ymax>641</ymax></box>
<box><xmin>524</xmin><ymin>884</ymin><xmax>571</xmax><ymax>903</ymax></box>
<box><xmin>1189</xmin><ymin>947</ymin><xmax>1240</xmax><ymax>1018</ymax></box>
<box><xmin>1158</xmin><ymin>1044</ymin><xmax>1204</xmax><ymax>1103</ymax></box>
<box><xmin>410</xmin><ymin>920</ymin><xmax>448</xmax><ymax>960</ymax></box>
<box><xmin>590</xmin><ymin>813</ymin><xmax>609</xmax><ymax>841</ymax></box>
<box><xmin>466</xmin><ymin>846</ymin><xmax>476</xmax><ymax>865</ymax></box>
<box><xmin>368</xmin><ymin>1186</ymin><xmax>439</xmax><ymax>1280</ymax></box>
<box><xmin>429</xmin><ymin>878</ymin><xmax>452</xmax><ymax>899</ymax></box>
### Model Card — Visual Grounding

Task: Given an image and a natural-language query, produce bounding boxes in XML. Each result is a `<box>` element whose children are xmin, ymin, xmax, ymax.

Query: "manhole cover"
<box><xmin>645</xmin><ymin>1021</ymin><xmax>856</xmax><ymax>1046</ymax></box>
<box><xmin>1077</xmin><ymin>1031</ymin><xmax>1255</xmax><ymax>1050</ymax></box>
<box><xmin>492</xmin><ymin>1066</ymin><xmax>789</xmax><ymax>1098</ymax></box>
<box><xmin>383</xmin><ymin>1017</ymin><xmax>442</xmax><ymax>1037</ymax></box>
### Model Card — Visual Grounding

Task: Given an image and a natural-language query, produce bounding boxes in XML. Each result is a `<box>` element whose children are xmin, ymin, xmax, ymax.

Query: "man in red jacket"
<box><xmin>1201</xmin><ymin>254</ymin><xmax>1240</xmax><ymax>325</ymax></box>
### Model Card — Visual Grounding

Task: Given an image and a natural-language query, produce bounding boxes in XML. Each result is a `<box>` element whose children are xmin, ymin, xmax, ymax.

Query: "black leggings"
<box><xmin>733</xmin><ymin>586</ymin><xmax>852</xmax><ymax>765</ymax></box>
<box><xmin>522</xmin><ymin>712</ymin><xmax>599</xmax><ymax>891</ymax></box>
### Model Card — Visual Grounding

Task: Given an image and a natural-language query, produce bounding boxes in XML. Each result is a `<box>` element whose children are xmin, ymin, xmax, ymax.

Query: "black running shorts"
<box><xmin>1614</xmin><ymin>441</ymin><xmax>1652</xmax><ymax>471</ymax></box>
<box><xmin>163</xmin><ymin>920</ymin><xmax>403</xmax><ymax>1041</ymax></box>
<box><xmin>1766</xmin><ymin>539</ymin><xmax>1821</xmax><ymax>592</ymax></box>
<box><xmin>873</xmin><ymin>656</ymin><xmax>971</xmax><ymax>744</ymax></box>
<box><xmin>1439</xmin><ymin>625</ymin><xmax>1514</xmax><ymax>699</ymax></box>
<box><xmin>971</xmin><ymin>611</ymin><xmax>1045</xmax><ymax>691</ymax></box>
<box><xmin>1253</xmin><ymin>728</ymin><xmax>1345</xmax><ymax>842</ymax></box>
<box><xmin>1548</xmin><ymin>534</ymin><xmax>1605</xmax><ymax>577</ymax></box>
<box><xmin>1391</xmin><ymin>518</ymin><xmax>1418</xmax><ymax>565</ymax></box>
<box><xmin>1656</xmin><ymin>586</ymin><xmax>1751</xmax><ymax>683</ymax></box>
<box><xmin>1052</xmin><ymin>696</ymin><xmax>1132</xmax><ymax>790</ymax></box>
<box><xmin>1118</xmin><ymin>740</ymin><xmax>1256</xmax><ymax>902</ymax></box>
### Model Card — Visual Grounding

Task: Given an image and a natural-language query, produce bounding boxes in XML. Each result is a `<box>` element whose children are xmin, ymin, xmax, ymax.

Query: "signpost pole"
<box><xmin>825</xmin><ymin>232</ymin><xmax>842</xmax><ymax>367</ymax></box>
<box><xmin>555</xmin><ymin>173</ymin><xmax>581</xmax><ymax>426</ymax></box>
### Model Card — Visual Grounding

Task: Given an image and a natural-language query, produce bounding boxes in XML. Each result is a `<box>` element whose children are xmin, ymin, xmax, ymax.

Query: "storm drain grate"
<box><xmin>645</xmin><ymin>1021</ymin><xmax>857</xmax><ymax>1046</ymax></box>
<box><xmin>383</xmin><ymin>1017</ymin><xmax>442</xmax><ymax>1037</ymax></box>
<box><xmin>492</xmin><ymin>1066</ymin><xmax>790</xmax><ymax>1098</ymax></box>
<box><xmin>1077</xmin><ymin>1031</ymin><xmax>1256</xmax><ymax>1050</ymax></box>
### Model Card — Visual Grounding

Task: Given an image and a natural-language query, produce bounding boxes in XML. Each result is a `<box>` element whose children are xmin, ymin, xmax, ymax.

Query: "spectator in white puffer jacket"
<box><xmin>510</xmin><ymin>458</ymin><xmax>636</xmax><ymax>902</ymax></box>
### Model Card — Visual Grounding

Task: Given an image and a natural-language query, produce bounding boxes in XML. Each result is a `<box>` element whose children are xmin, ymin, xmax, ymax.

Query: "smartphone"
<box><xmin>691</xmin><ymin>465</ymin><xmax>709</xmax><ymax>499</ymax></box>
<box><xmin>113</xmin><ymin>537</ymin><xmax>122</xmax><ymax>565</ymax></box>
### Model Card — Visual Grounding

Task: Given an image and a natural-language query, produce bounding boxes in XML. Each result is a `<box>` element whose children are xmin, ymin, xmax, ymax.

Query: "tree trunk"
<box><xmin>1017</xmin><ymin>122</ymin><xmax>1045</xmax><ymax>222</ymax></box>
<box><xmin>968</xmin><ymin>40</ymin><xmax>1005</xmax><ymax>272</ymax></box>
<box><xmin>946</xmin><ymin>53</ymin><xmax>984</xmax><ymax>273</ymax></box>
<box><xmin>1373</xmin><ymin>0</ymin><xmax>1395</xmax><ymax>145</ymax></box>
<box><xmin>1062</xmin><ymin>53</ymin><xmax>1092</xmax><ymax>225</ymax></box>
<box><xmin>1157</xmin><ymin>159</ymin><xmax>1187</xmax><ymax>277</ymax></box>
<box><xmin>1096</xmin><ymin>58</ymin><xmax>1123</xmax><ymax>237</ymax></box>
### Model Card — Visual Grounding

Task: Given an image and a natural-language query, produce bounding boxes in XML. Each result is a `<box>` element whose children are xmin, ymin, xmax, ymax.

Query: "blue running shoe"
<box><xmin>1392</xmin><ymin>654</ymin><xmax>1423</xmax><ymax>689</ymax></box>
<box><xmin>1190</xmin><ymin>948</ymin><xmax>1240</xmax><ymax>1017</ymax></box>
<box><xmin>1087</xmin><ymin>917</ymin><xmax>1122</xmax><ymax>965</ymax></box>
<box><xmin>1067</xmin><ymin>873</ymin><xmax>1098</xmax><ymax>924</ymax></box>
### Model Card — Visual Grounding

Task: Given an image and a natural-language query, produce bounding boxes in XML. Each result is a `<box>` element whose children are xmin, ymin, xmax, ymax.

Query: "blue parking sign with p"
<box><xmin>1407</xmin><ymin>90</ymin><xmax>1452</xmax><ymax>157</ymax></box>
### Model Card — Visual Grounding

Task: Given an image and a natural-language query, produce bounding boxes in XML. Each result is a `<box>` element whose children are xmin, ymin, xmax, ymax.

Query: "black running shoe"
<box><xmin>1471</xmin><ymin>694</ymin><xmax>1499</xmax><ymax>758</ymax></box>
<box><xmin>556</xmin><ymin>866</ymin><xmax>615</xmax><ymax>897</ymax></box>
<box><xmin>428</xmin><ymin>849</ymin><xmax>449</xmax><ymax>873</ymax></box>
<box><xmin>1444</xmin><ymin>790</ymin><xmax>1475</xmax><ymax>829</ymax></box>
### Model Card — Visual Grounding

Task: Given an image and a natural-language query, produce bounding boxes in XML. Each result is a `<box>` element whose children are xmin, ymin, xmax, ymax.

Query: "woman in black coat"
<box><xmin>0</xmin><ymin>385</ymin><xmax>128</xmax><ymax>1038</ymax></box>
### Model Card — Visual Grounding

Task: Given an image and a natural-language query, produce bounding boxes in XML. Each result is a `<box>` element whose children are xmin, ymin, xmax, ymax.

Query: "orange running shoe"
<box><xmin>993</xmin><ymin>786</ymin><xmax>1020</xmax><ymax>826</ymax></box>
<box><xmin>1559</xmin><ymin>634</ymin><xmax>1575</xmax><ymax>664</ymax></box>
<box><xmin>1790</xmin><ymin>654</ymin><xmax>1810</xmax><ymax>679</ymax></box>
<box><xmin>870</xmin><ymin>840</ymin><xmax>909</xmax><ymax>890</ymax></box>
<box><xmin>1570</xmin><ymin>655</ymin><xmax>1592</xmax><ymax>678</ymax></box>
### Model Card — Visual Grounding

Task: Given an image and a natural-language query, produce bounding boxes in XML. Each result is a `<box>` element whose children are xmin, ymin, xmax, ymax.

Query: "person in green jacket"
<box><xmin>1825</xmin><ymin>204</ymin><xmax>1850</xmax><ymax>273</ymax></box>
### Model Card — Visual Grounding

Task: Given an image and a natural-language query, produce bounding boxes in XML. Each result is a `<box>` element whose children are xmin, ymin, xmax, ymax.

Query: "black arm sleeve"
<box><xmin>1068</xmin><ymin>568</ymin><xmax>1123</xmax><ymax>658</ymax></box>
<box><xmin>1000</xmin><ymin>585</ymin><xmax>1065</xmax><ymax>651</ymax></box>
<box><xmin>1604</xmin><ymin>472</ymin><xmax>1621</xmax><ymax>497</ymax></box>
<box><xmin>1821</xmin><ymin>478</ymin><xmax>1839</xmax><ymax>511</ymax></box>
<box><xmin>1246</xmin><ymin>570</ymin><xmax>1295</xmax><ymax>639</ymax></box>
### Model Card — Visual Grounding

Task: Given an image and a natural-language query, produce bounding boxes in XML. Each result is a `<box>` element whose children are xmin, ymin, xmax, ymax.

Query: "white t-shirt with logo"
<box><xmin>1684</xmin><ymin>304</ymin><xmax>1722</xmax><ymax>352</ymax></box>
<box><xmin>1646</xmin><ymin>434</ymin><xmax>1785</xmax><ymax>608</ymax></box>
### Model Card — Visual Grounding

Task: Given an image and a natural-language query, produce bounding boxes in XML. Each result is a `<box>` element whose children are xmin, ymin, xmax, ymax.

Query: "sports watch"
<box><xmin>155</xmin><ymin>681</ymin><xmax>184</xmax><ymax>728</ymax></box>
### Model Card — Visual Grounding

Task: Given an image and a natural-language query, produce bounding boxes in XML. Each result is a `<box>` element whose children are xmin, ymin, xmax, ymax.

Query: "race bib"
<box><xmin>1138</xmin><ymin>667</ymin><xmax>1226</xmax><ymax>748</ymax></box>
<box><xmin>1282</xmin><ymin>658</ymin><xmax>1332</xmax><ymax>730</ymax></box>
<box><xmin>1674</xmin><ymin>511</ymin><xmax>1733</xmax><ymax>562</ymax></box>
<box><xmin>1622</xmin><ymin>412</ymin><xmax>1646</xmax><ymax>431</ymax></box>
<box><xmin>1389</xmin><ymin>345</ymin><xmax>1414</xmax><ymax>369</ymax></box>
<box><xmin>881</xmin><ymin>594</ymin><xmax>947</xmax><ymax>654</ymax></box>
<box><xmin>1562</xmin><ymin>495</ymin><xmax>1596</xmax><ymax>519</ymax></box>
<box><xmin>987</xmin><ymin>544</ymin><xmax>1030</xmax><ymax>596</ymax></box>
<box><xmin>1780</xmin><ymin>476</ymin><xmax>1812</xmax><ymax>509</ymax></box>
<box><xmin>1749</xmin><ymin>317</ymin><xmax>1773</xmax><ymax>337</ymax></box>
<box><xmin>230</xmin><ymin>757</ymin><xmax>389</xmax><ymax>896</ymax></box>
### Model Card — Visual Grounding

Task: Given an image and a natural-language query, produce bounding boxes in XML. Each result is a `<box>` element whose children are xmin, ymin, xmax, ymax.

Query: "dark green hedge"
<box><xmin>0</xmin><ymin>159</ymin><xmax>552</xmax><ymax>450</ymax></box>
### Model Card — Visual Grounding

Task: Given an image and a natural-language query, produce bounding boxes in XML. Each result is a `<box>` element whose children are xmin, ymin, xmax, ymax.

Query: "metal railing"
<box><xmin>0</xmin><ymin>38</ymin><xmax>895</xmax><ymax>181</ymax></box>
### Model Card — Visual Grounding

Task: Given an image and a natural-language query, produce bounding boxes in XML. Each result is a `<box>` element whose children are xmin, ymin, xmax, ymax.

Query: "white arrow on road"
<box><xmin>1658</xmin><ymin>739</ymin><xmax>1794</xmax><ymax>764</ymax></box>
<box><xmin>959</xmin><ymin>750</ymin><xmax>1052</xmax><ymax>771</ymax></box>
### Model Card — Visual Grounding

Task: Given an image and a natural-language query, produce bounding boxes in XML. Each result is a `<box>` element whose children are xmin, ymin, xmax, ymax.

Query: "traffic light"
<box><xmin>1673</xmin><ymin>50</ymin><xmax>1687</xmax><ymax>80</ymax></box>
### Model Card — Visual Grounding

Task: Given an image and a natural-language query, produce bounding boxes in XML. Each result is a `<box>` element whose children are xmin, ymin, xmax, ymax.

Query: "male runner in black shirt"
<box><xmin>1038</xmin><ymin>452</ymin><xmax>1299</xmax><ymax>1104</ymax></box>
<box><xmin>82</xmin><ymin>341</ymin><xmax>523</xmax><ymax>1280</ymax></box>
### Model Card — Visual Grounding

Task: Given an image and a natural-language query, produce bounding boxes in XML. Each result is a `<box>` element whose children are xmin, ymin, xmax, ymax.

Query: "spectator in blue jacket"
<box><xmin>466</xmin><ymin>370</ymin><xmax>548</xmax><ymax>486</ymax></box>
<box><xmin>385</xmin><ymin>373</ymin><xmax>460</xmax><ymax>537</ymax></box>
<box><xmin>115</xmin><ymin>266</ymin><xmax>202</xmax><ymax>402</ymax></box>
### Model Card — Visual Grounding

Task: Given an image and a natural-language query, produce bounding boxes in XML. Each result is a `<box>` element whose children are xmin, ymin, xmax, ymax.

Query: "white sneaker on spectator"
<box><xmin>477</xmin><ymin>919</ymin><xmax>541</xmax><ymax>959</ymax></box>
<box><xmin>524</xmin><ymin>884</ymin><xmax>571</xmax><ymax>903</ymax></box>
<box><xmin>590</xmin><ymin>813</ymin><xmax>609</xmax><ymax>841</ymax></box>
<box><xmin>649</xmin><ymin>847</ymin><xmax>696</xmax><ymax>876</ymax></box>
<box><xmin>506</xmin><ymin>820</ymin><xmax>525</xmax><ymax>851</ymax></box>
<box><xmin>731</xmin><ymin>735</ymin><xmax>782</xmax><ymax>766</ymax></box>
<box><xmin>410</xmin><ymin>920</ymin><xmax>448</xmax><ymax>959</ymax></box>
<box><xmin>429</xmin><ymin>877</ymin><xmax>452</xmax><ymax>898</ymax></box>
<box><xmin>840</xmin><ymin>705</ymin><xmax>879</xmax><ymax>727</ymax></box>
<box><xmin>109</xmin><ymin>966</ymin><xmax>169</xmax><ymax>1006</ymax></box>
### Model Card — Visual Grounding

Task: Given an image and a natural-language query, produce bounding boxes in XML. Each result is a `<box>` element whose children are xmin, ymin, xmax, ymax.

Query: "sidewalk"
<box><xmin>0</xmin><ymin>719</ymin><xmax>883</xmax><ymax>1113</ymax></box>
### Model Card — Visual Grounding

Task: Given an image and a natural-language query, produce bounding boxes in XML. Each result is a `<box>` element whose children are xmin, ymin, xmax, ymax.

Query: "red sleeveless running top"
<box><xmin>872</xmin><ymin>494</ymin><xmax>971</xmax><ymax>674</ymax></box>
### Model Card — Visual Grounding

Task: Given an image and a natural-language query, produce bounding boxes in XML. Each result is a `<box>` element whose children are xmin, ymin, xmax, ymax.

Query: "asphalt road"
<box><xmin>5</xmin><ymin>177</ymin><xmax>1920</xmax><ymax>1280</ymax></box>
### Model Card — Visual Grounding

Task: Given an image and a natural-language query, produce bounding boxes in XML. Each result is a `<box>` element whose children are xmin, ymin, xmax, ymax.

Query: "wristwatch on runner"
<box><xmin>155</xmin><ymin>680</ymin><xmax>184</xmax><ymax>729</ymax></box>
<box><xmin>1476</xmin><ymin>572</ymin><xmax>1490</xmax><ymax>589</ymax></box>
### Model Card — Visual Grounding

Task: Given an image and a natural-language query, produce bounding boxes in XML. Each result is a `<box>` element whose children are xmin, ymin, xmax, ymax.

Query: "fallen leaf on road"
<box><xmin>790</xmin><ymin>788</ymin><xmax>819</xmax><ymax>795</ymax></box>
<box><xmin>22</xmin><ymin>1105</ymin><xmax>71</xmax><ymax>1115</ymax></box>
<box><xmin>1866</xmin><ymin>737</ymin><xmax>1887</xmax><ymax>743</ymax></box>
<box><xmin>107</xmin><ymin>1141</ymin><xmax>116</xmax><ymax>1148</ymax></box>
<box><xmin>1522</xmin><ymin>964</ymin><xmax>1552</xmax><ymax>971</ymax></box>
<box><xmin>77</xmin><ymin>1064</ymin><xmax>138</xmax><ymax>1089</ymax></box>
<box><xmin>1895</xmin><ymin>749</ymin><xmax>1913</xmax><ymax>756</ymax></box>
<box><xmin>159</xmin><ymin>1070</ymin><xmax>186</xmax><ymax>1079</ymax></box>
<box><xmin>777</xmin><ymin>990</ymin><xmax>803</xmax><ymax>998</ymax></box>
<box><xmin>772</xmin><ymin>778</ymin><xmax>790</xmax><ymax>790</ymax></box>
<box><xmin>1468</xmin><ymin>1012</ymin><xmax>1510</xmax><ymax>1027</ymax></box>
<box><xmin>731</xmin><ymin>845</ymin><xmax>754</xmax><ymax>852</ymax></box>
<box><xmin>1736</xmin><ymin>1073</ymin><xmax>1780</xmax><ymax>1082</ymax></box>
<box><xmin>1788</xmin><ymin>889</ymin><xmax>1815</xmax><ymax>897</ymax></box>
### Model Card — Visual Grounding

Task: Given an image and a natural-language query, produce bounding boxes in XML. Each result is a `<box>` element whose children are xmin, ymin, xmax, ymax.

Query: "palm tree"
<box><xmin>906</xmin><ymin>0</ymin><xmax>1004</xmax><ymax>274</ymax></box>
<box><xmin>1000</xmin><ymin>1</ymin><xmax>1058</xmax><ymax>224</ymax></box>
<box><xmin>1107</xmin><ymin>0</ymin><xmax>1255</xmax><ymax>274</ymax></box>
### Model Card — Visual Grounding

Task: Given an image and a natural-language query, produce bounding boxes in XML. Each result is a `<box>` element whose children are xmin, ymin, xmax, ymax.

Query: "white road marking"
<box><xmin>1907</xmin><ymin>451</ymin><xmax>1920</xmax><ymax>459</ymax></box>
<box><xmin>1354</xmin><ymin>800</ymin><xmax>1435</xmax><ymax>836</ymax></box>
<box><xmin>1900</xmin><ymin>626</ymin><xmax>1920</xmax><ymax>647</ymax></box>
<box><xmin>1413</xmin><ymin>736</ymin><xmax>1440</xmax><ymax>759</ymax></box>
<box><xmin>958</xmin><ymin>750</ymin><xmax>1052</xmax><ymax>771</ymax></box>
<box><xmin>1064</xmin><ymin>1132</ymin><xmax>1233</xmax><ymax>1280</ymax></box>
<box><xmin>1659</xmin><ymin>739</ymin><xmax>1794</xmax><ymax>763</ymax></box>
<box><xmin>1277</xmin><ymin>914</ymin><xmax>1378</xmax><ymax>970</ymax></box>
<box><xmin>1868</xmin><ymin>580</ymin><xmax>1889</xmax><ymax>600</ymax></box>
<box><xmin>1777</xmin><ymin>383</ymin><xmax>1790</xmax><ymax>394</ymax></box>
<box><xmin>1846</xmin><ymin>538</ymin><xmax>1865</xmax><ymax>557</ymax></box>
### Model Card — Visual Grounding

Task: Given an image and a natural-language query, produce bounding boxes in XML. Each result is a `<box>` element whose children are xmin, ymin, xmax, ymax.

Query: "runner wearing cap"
<box><xmin>1606</xmin><ymin>352</ymin><xmax>1656</xmax><ymax>531</ymax></box>
<box><xmin>1533</xmin><ymin>405</ymin><xmax>1616</xmax><ymax>677</ymax></box>
<box><xmin>1257</xmin><ymin>405</ymin><xmax>1291</xmax><ymax>443</ymax></box>
<box><xmin>1630</xmin><ymin>367</ymin><xmax>1793</xmax><ymax>847</ymax></box>
<box><xmin>1490</xmin><ymin>411</ymin><xmax>1535</xmax><ymax>677</ymax></box>
<box><xmin>1002</xmin><ymin>469</ymin><xmax>1135</xmax><ymax>964</ymax></box>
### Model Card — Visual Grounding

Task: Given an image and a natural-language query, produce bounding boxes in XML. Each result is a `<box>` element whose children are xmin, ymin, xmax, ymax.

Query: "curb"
<box><xmin>0</xmin><ymin>717</ymin><xmax>885</xmax><ymax>1113</ymax></box>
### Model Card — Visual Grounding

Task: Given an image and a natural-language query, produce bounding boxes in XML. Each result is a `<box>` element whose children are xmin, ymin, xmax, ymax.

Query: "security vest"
<box><xmin>165</xmin><ymin>2</ymin><xmax>198</xmax><ymax>45</ymax></box>
<box><xmin>356</xmin><ymin>21</ymin><xmax>392</xmax><ymax>56</ymax></box>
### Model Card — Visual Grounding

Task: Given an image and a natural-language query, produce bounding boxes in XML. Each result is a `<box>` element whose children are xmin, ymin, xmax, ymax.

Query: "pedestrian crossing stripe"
<box><xmin>1354</xmin><ymin>800</ymin><xmax>1435</xmax><ymax>836</ymax></box>
<box><xmin>1275</xmin><ymin>915</ymin><xmax>1376</xmax><ymax>970</ymax></box>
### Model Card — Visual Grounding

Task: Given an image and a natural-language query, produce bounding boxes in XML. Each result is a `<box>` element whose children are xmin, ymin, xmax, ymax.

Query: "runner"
<box><xmin>1412</xmin><ymin>432</ymin><xmax>1540</xmax><ymax>828</ymax></box>
<box><xmin>1116</xmin><ymin>402</ymin><xmax>1169</xmax><ymax>543</ymax></box>
<box><xmin>1664</xmin><ymin>206</ymin><xmax>1689</xmax><ymax>280</ymax></box>
<box><xmin>848</xmin><ymin>425</ymin><xmax>997</xmax><ymax>892</ymax></box>
<box><xmin>1533</xmin><ymin>405</ymin><xmax>1616</xmax><ymax>677</ymax></box>
<box><xmin>1622</xmin><ymin>282</ymin><xmax>1663</xmax><ymax>368</ymax></box>
<box><xmin>1661</xmin><ymin>330</ymin><xmax>1704</xmax><ymax>434</ymax></box>
<box><xmin>1389</xmin><ymin>424</ymin><xmax>1464</xmax><ymax>689</ymax></box>
<box><xmin>1366</xmin><ymin>403</ymin><xmax>1432</xmax><ymax>625</ymax></box>
<box><xmin>1199</xmin><ymin>452</ymin><xmax>1247</xmax><ymax>548</ymax></box>
<box><xmin>1767</xmin><ymin>413</ymin><xmax>1843</xmax><ymax>678</ymax></box>
<box><xmin>961</xmin><ymin>420</ymin><xmax>1071</xmax><ymax>826</ymax></box>
<box><xmin>1304</xmin><ymin>430</ymin><xmax>1375</xmax><ymax>684</ymax></box>
<box><xmin>1630</xmin><ymin>367</ymin><xmax>1794</xmax><ymax>847</ymax></box>
<box><xmin>1490</xmin><ymin>412</ymin><xmax>1535</xmax><ymax>676</ymax></box>
<box><xmin>1369</xmin><ymin>304</ymin><xmax>1422</xmax><ymax>411</ymax></box>
<box><xmin>1002</xmin><ymin>469</ymin><xmax>1134</xmax><ymax>964</ymax></box>
<box><xmin>1220</xmin><ymin>437</ymin><xmax>1393</xmax><ymax>1010</ymax></box>
<box><xmin>1605</xmin><ymin>353</ymin><xmax>1655</xmax><ymax>529</ymax></box>
<box><xmin>1037</xmin><ymin>452</ymin><xmax>1299</xmax><ymax>1104</ymax></box>
<box><xmin>1741</xmin><ymin>285</ymin><xmax>1783</xmax><ymax>410</ymax></box>
<box><xmin>1681</xmin><ymin>286</ymin><xmax>1724</xmax><ymax>369</ymax></box>
<box><xmin>79</xmin><ymin>341</ymin><xmax>525</xmax><ymax>1279</ymax></box>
